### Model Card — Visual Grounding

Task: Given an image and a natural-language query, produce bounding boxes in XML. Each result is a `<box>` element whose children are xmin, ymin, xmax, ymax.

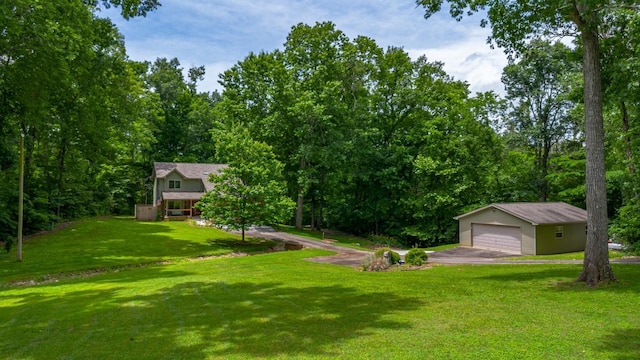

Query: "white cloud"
<box><xmin>408</xmin><ymin>28</ymin><xmax>508</xmax><ymax>95</ymax></box>
<box><xmin>106</xmin><ymin>1</ymin><xmax>506</xmax><ymax>95</ymax></box>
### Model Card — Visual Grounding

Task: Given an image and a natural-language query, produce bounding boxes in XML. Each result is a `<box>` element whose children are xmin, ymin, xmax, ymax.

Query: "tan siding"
<box><xmin>459</xmin><ymin>221</ymin><xmax>472</xmax><ymax>246</ymax></box>
<box><xmin>458</xmin><ymin>208</ymin><xmax>534</xmax><ymax>254</ymax></box>
<box><xmin>457</xmin><ymin>204</ymin><xmax>587</xmax><ymax>255</ymax></box>
<box><xmin>535</xmin><ymin>223</ymin><xmax>586</xmax><ymax>254</ymax></box>
<box><xmin>520</xmin><ymin>223</ymin><xmax>536</xmax><ymax>255</ymax></box>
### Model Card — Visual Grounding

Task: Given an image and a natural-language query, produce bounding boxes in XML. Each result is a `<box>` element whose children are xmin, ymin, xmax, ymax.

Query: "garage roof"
<box><xmin>454</xmin><ymin>202</ymin><xmax>587</xmax><ymax>225</ymax></box>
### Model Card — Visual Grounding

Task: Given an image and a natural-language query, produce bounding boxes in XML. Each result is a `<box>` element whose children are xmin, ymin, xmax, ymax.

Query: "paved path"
<box><xmin>245</xmin><ymin>229</ymin><xmax>640</xmax><ymax>267</ymax></box>
<box><xmin>244</xmin><ymin>228</ymin><xmax>370</xmax><ymax>266</ymax></box>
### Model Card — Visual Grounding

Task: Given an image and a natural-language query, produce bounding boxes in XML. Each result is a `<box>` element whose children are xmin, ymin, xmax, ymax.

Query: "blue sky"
<box><xmin>103</xmin><ymin>0</ymin><xmax>507</xmax><ymax>95</ymax></box>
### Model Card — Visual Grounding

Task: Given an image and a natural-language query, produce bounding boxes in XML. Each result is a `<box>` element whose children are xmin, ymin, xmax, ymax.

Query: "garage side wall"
<box><xmin>535</xmin><ymin>223</ymin><xmax>587</xmax><ymax>255</ymax></box>
<box><xmin>457</xmin><ymin>209</ymin><xmax>536</xmax><ymax>255</ymax></box>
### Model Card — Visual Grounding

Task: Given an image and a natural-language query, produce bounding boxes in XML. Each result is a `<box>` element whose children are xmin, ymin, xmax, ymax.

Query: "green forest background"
<box><xmin>2</xmin><ymin>1</ymin><xmax>639</xmax><ymax>250</ymax></box>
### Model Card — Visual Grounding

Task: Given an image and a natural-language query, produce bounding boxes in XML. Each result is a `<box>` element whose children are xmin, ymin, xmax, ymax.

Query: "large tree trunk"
<box><xmin>576</xmin><ymin>26</ymin><xmax>616</xmax><ymax>285</ymax></box>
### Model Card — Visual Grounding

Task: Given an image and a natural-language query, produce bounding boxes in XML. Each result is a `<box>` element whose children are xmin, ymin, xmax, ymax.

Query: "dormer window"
<box><xmin>169</xmin><ymin>180</ymin><xmax>181</xmax><ymax>189</ymax></box>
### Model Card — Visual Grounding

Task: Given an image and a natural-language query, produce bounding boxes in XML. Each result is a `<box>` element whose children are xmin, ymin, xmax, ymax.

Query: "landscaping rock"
<box><xmin>284</xmin><ymin>241</ymin><xmax>303</xmax><ymax>250</ymax></box>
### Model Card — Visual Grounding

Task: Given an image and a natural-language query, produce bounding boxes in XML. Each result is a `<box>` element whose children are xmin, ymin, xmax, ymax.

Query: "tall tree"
<box><xmin>0</xmin><ymin>0</ymin><xmax>159</xmax><ymax>243</ymax></box>
<box><xmin>501</xmin><ymin>40</ymin><xmax>580</xmax><ymax>202</ymax></box>
<box><xmin>219</xmin><ymin>22</ymin><xmax>356</xmax><ymax>230</ymax></box>
<box><xmin>217</xmin><ymin>22</ymin><xmax>503</xmax><ymax>245</ymax></box>
<box><xmin>415</xmin><ymin>0</ymin><xmax>628</xmax><ymax>285</ymax></box>
<box><xmin>601</xmin><ymin>9</ymin><xmax>640</xmax><ymax>249</ymax></box>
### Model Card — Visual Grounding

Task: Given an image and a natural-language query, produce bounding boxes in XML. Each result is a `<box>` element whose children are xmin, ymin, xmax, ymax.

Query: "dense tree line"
<box><xmin>2</xmin><ymin>1</ymin><xmax>640</xmax><ymax>259</ymax></box>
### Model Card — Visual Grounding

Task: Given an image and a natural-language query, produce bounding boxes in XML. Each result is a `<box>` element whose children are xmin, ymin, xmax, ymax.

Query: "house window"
<box><xmin>167</xmin><ymin>200</ymin><xmax>183</xmax><ymax>216</ymax></box>
<box><xmin>169</xmin><ymin>180</ymin><xmax>181</xmax><ymax>189</ymax></box>
<box><xmin>555</xmin><ymin>226</ymin><xmax>564</xmax><ymax>239</ymax></box>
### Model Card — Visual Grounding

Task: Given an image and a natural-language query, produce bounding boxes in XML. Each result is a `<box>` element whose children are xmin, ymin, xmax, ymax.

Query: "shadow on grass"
<box><xmin>596</xmin><ymin>327</ymin><xmax>640</xmax><ymax>360</ymax></box>
<box><xmin>476</xmin><ymin>265</ymin><xmax>640</xmax><ymax>293</ymax></box>
<box><xmin>0</xmin><ymin>218</ymin><xmax>275</xmax><ymax>285</ymax></box>
<box><xmin>0</xmin><ymin>280</ymin><xmax>423</xmax><ymax>359</ymax></box>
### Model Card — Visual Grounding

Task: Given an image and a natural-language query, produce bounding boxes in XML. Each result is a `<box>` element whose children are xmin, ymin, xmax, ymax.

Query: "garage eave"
<box><xmin>453</xmin><ymin>204</ymin><xmax>537</xmax><ymax>224</ymax></box>
<box><xmin>454</xmin><ymin>202</ymin><xmax>587</xmax><ymax>225</ymax></box>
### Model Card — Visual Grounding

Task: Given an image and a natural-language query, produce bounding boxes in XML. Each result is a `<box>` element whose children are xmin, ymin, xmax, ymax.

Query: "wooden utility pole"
<box><xmin>17</xmin><ymin>134</ymin><xmax>24</xmax><ymax>262</ymax></box>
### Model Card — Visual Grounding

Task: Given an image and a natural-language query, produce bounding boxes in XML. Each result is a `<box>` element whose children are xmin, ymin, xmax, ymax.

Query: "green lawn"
<box><xmin>509</xmin><ymin>250</ymin><xmax>629</xmax><ymax>261</ymax></box>
<box><xmin>0</xmin><ymin>217</ymin><xmax>275</xmax><ymax>285</ymax></box>
<box><xmin>1</xmin><ymin>218</ymin><xmax>639</xmax><ymax>359</ymax></box>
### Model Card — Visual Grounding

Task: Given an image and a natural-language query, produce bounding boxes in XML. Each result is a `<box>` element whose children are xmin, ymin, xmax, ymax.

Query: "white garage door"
<box><xmin>472</xmin><ymin>224</ymin><xmax>522</xmax><ymax>254</ymax></box>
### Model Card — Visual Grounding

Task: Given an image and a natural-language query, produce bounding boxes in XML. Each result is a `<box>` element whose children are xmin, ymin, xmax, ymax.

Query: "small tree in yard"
<box><xmin>196</xmin><ymin>126</ymin><xmax>295</xmax><ymax>241</ymax></box>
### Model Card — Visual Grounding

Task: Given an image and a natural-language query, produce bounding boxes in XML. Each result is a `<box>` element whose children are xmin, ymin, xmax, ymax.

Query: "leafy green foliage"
<box><xmin>405</xmin><ymin>248</ymin><xmax>429</xmax><ymax>266</ymax></box>
<box><xmin>611</xmin><ymin>197</ymin><xmax>640</xmax><ymax>249</ymax></box>
<box><xmin>1</xmin><ymin>0</ymin><xmax>149</xmax><ymax>230</ymax></box>
<box><xmin>218</xmin><ymin>23</ymin><xmax>503</xmax><ymax>244</ymax></box>
<box><xmin>601</xmin><ymin>10</ymin><xmax>640</xmax><ymax>251</ymax></box>
<box><xmin>415</xmin><ymin>0</ymin><xmax>629</xmax><ymax>284</ymax></box>
<box><xmin>501</xmin><ymin>40</ymin><xmax>581</xmax><ymax>201</ymax></box>
<box><xmin>196</xmin><ymin>126</ymin><xmax>295</xmax><ymax>241</ymax></box>
<box><xmin>5</xmin><ymin>0</ymin><xmax>640</xmax><ymax>266</ymax></box>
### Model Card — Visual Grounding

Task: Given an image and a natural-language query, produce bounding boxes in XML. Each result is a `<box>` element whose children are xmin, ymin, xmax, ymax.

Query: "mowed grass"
<box><xmin>0</xmin><ymin>217</ymin><xmax>275</xmax><ymax>285</ymax></box>
<box><xmin>1</xmin><ymin>218</ymin><xmax>640</xmax><ymax>359</ymax></box>
<box><xmin>510</xmin><ymin>250</ymin><xmax>630</xmax><ymax>261</ymax></box>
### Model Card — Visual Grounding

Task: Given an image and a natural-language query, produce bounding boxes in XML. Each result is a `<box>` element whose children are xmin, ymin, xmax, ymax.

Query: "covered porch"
<box><xmin>160</xmin><ymin>192</ymin><xmax>205</xmax><ymax>220</ymax></box>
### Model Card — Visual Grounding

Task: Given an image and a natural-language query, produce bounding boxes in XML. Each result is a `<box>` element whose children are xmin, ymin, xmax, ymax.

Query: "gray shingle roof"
<box><xmin>161</xmin><ymin>192</ymin><xmax>206</xmax><ymax>200</ymax></box>
<box><xmin>455</xmin><ymin>202</ymin><xmax>587</xmax><ymax>225</ymax></box>
<box><xmin>153</xmin><ymin>162</ymin><xmax>227</xmax><ymax>192</ymax></box>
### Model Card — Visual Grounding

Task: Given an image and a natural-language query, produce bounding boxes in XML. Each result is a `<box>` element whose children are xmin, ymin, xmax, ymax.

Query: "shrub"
<box><xmin>361</xmin><ymin>254</ymin><xmax>390</xmax><ymax>271</ymax></box>
<box><xmin>374</xmin><ymin>247</ymin><xmax>401</xmax><ymax>265</ymax></box>
<box><xmin>405</xmin><ymin>248</ymin><xmax>428</xmax><ymax>266</ymax></box>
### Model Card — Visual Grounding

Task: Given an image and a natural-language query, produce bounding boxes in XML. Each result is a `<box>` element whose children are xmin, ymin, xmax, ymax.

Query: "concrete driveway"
<box><xmin>244</xmin><ymin>228</ymin><xmax>370</xmax><ymax>267</ymax></box>
<box><xmin>428</xmin><ymin>247</ymin><xmax>518</xmax><ymax>264</ymax></box>
<box><xmin>245</xmin><ymin>228</ymin><xmax>521</xmax><ymax>266</ymax></box>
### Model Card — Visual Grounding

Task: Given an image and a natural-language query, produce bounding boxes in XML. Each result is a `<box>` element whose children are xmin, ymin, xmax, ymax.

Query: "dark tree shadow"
<box><xmin>596</xmin><ymin>327</ymin><xmax>640</xmax><ymax>360</ymax></box>
<box><xmin>0</xmin><ymin>218</ymin><xmax>276</xmax><ymax>286</ymax></box>
<box><xmin>476</xmin><ymin>265</ymin><xmax>640</xmax><ymax>293</ymax></box>
<box><xmin>0</xmin><ymin>280</ymin><xmax>425</xmax><ymax>359</ymax></box>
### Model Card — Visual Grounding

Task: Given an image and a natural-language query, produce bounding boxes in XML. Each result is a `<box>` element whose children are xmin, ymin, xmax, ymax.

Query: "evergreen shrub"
<box><xmin>405</xmin><ymin>248</ymin><xmax>428</xmax><ymax>266</ymax></box>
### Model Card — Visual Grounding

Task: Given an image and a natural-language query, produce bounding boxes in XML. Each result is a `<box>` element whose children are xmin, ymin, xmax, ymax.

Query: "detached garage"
<box><xmin>454</xmin><ymin>202</ymin><xmax>587</xmax><ymax>255</ymax></box>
